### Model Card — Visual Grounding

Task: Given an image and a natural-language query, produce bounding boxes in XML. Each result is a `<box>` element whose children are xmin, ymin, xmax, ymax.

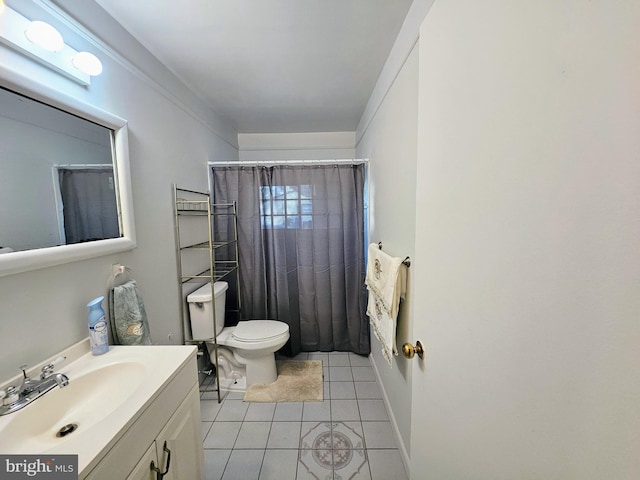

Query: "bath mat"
<box><xmin>243</xmin><ymin>360</ymin><xmax>323</xmax><ymax>402</ymax></box>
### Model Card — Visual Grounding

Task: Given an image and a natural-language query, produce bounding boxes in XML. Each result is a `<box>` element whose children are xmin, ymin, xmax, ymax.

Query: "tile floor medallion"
<box><xmin>299</xmin><ymin>421</ymin><xmax>368</xmax><ymax>479</ymax></box>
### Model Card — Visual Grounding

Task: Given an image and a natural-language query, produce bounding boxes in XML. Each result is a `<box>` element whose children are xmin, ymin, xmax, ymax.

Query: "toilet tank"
<box><xmin>186</xmin><ymin>281</ymin><xmax>228</xmax><ymax>339</ymax></box>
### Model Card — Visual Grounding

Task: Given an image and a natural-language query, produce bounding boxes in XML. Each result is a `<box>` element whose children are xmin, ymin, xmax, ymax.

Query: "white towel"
<box><xmin>365</xmin><ymin>243</ymin><xmax>407</xmax><ymax>366</ymax></box>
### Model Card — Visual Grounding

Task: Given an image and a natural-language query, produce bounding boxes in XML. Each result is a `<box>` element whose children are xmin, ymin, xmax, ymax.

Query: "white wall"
<box><xmin>355</xmin><ymin>44</ymin><xmax>419</xmax><ymax>463</ymax></box>
<box><xmin>0</xmin><ymin>0</ymin><xmax>238</xmax><ymax>380</ymax></box>
<box><xmin>238</xmin><ymin>131</ymin><xmax>355</xmax><ymax>161</ymax></box>
<box><xmin>412</xmin><ymin>0</ymin><xmax>640</xmax><ymax>478</ymax></box>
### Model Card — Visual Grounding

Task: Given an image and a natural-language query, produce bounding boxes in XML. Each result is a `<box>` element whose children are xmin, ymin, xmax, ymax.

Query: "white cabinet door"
<box><xmin>126</xmin><ymin>444</ymin><xmax>157</xmax><ymax>480</ymax></box>
<box><xmin>155</xmin><ymin>385</ymin><xmax>204</xmax><ymax>480</ymax></box>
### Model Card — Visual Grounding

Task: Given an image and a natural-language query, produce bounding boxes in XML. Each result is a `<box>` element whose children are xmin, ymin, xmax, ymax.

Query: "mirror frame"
<box><xmin>0</xmin><ymin>65</ymin><xmax>136</xmax><ymax>277</ymax></box>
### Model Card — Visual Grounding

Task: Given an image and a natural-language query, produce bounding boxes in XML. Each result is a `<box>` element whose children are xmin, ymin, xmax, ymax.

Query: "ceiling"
<box><xmin>94</xmin><ymin>0</ymin><xmax>413</xmax><ymax>134</ymax></box>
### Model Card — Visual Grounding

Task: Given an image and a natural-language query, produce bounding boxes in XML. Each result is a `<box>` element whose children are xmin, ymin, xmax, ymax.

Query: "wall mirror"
<box><xmin>0</xmin><ymin>68</ymin><xmax>136</xmax><ymax>277</ymax></box>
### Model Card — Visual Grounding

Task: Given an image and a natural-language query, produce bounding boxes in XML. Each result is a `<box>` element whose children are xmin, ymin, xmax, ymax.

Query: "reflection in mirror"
<box><xmin>0</xmin><ymin>86</ymin><xmax>122</xmax><ymax>253</ymax></box>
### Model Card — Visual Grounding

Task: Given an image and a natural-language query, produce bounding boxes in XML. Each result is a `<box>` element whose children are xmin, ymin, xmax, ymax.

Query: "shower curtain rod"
<box><xmin>209</xmin><ymin>159</ymin><xmax>368</xmax><ymax>167</ymax></box>
<box><xmin>54</xmin><ymin>164</ymin><xmax>113</xmax><ymax>168</ymax></box>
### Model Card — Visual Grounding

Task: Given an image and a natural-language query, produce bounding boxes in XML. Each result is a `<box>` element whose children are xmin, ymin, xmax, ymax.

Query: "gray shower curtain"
<box><xmin>59</xmin><ymin>168</ymin><xmax>120</xmax><ymax>244</ymax></box>
<box><xmin>212</xmin><ymin>164</ymin><xmax>369</xmax><ymax>356</ymax></box>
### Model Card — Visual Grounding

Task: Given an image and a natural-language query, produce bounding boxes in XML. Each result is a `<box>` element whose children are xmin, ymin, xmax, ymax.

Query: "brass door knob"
<box><xmin>402</xmin><ymin>341</ymin><xmax>424</xmax><ymax>360</ymax></box>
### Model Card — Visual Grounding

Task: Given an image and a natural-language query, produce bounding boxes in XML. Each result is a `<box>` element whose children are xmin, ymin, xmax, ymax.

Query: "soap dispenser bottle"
<box><xmin>87</xmin><ymin>296</ymin><xmax>109</xmax><ymax>355</ymax></box>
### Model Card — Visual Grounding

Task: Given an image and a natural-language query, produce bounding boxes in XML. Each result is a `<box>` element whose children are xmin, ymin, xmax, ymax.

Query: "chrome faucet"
<box><xmin>0</xmin><ymin>358</ymin><xmax>69</xmax><ymax>416</ymax></box>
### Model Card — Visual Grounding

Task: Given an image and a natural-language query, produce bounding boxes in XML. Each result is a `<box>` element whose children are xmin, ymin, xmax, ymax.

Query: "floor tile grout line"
<box><xmin>255</xmin><ymin>448</ymin><xmax>267</xmax><ymax>480</ymax></box>
<box><xmin>218</xmin><ymin>448</ymin><xmax>231</xmax><ymax>480</ymax></box>
<box><xmin>206</xmin><ymin>446</ymin><xmax>401</xmax><ymax>451</ymax></box>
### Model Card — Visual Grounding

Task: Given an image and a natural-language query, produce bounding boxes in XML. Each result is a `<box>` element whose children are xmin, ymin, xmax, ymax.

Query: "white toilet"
<box><xmin>187</xmin><ymin>281</ymin><xmax>289</xmax><ymax>391</ymax></box>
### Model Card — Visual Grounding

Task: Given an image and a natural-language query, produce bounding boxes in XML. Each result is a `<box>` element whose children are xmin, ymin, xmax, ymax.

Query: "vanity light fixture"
<box><xmin>72</xmin><ymin>51</ymin><xmax>102</xmax><ymax>76</ymax></box>
<box><xmin>0</xmin><ymin>4</ymin><xmax>102</xmax><ymax>85</ymax></box>
<box><xmin>24</xmin><ymin>20</ymin><xmax>64</xmax><ymax>52</ymax></box>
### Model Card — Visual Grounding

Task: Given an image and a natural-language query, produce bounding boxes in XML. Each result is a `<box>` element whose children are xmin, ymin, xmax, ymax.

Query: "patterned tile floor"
<box><xmin>200</xmin><ymin>352</ymin><xmax>409</xmax><ymax>480</ymax></box>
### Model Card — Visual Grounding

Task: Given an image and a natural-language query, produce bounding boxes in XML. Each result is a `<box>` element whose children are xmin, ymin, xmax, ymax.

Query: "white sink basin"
<box><xmin>0</xmin><ymin>341</ymin><xmax>196</xmax><ymax>475</ymax></box>
<box><xmin>0</xmin><ymin>362</ymin><xmax>144</xmax><ymax>453</ymax></box>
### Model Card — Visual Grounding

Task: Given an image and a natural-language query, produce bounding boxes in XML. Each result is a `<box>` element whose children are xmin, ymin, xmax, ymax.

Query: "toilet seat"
<box><xmin>209</xmin><ymin>319</ymin><xmax>290</xmax><ymax>388</ymax></box>
<box><xmin>231</xmin><ymin>320</ymin><xmax>289</xmax><ymax>342</ymax></box>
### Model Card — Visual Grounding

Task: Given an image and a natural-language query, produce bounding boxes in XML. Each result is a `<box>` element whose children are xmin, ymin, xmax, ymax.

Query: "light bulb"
<box><xmin>72</xmin><ymin>51</ymin><xmax>103</xmax><ymax>76</ymax></box>
<box><xmin>25</xmin><ymin>21</ymin><xmax>64</xmax><ymax>52</ymax></box>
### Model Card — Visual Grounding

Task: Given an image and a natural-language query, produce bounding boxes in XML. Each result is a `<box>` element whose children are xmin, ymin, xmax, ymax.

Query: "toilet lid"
<box><xmin>231</xmin><ymin>320</ymin><xmax>289</xmax><ymax>342</ymax></box>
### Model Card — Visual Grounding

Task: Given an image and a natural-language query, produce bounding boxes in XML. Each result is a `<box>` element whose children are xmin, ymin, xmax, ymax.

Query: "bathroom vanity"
<box><xmin>0</xmin><ymin>340</ymin><xmax>204</xmax><ymax>480</ymax></box>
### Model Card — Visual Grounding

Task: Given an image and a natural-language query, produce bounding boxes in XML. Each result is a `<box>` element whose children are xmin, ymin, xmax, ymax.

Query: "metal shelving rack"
<box><xmin>173</xmin><ymin>185</ymin><xmax>240</xmax><ymax>403</ymax></box>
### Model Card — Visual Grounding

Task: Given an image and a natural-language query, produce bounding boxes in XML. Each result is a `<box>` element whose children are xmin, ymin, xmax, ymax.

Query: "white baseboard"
<box><xmin>369</xmin><ymin>354</ymin><xmax>411</xmax><ymax>478</ymax></box>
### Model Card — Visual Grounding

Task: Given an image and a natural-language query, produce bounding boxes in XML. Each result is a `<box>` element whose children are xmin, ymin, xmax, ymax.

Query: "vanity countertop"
<box><xmin>0</xmin><ymin>340</ymin><xmax>198</xmax><ymax>475</ymax></box>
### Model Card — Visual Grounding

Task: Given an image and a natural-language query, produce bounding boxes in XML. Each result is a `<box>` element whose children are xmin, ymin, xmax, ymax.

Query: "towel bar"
<box><xmin>377</xmin><ymin>242</ymin><xmax>411</xmax><ymax>267</ymax></box>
